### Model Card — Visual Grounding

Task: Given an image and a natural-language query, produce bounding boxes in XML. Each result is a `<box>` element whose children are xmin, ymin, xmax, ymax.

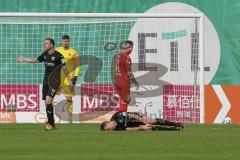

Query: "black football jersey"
<box><xmin>111</xmin><ymin>112</ymin><xmax>145</xmax><ymax>131</ymax></box>
<box><xmin>37</xmin><ymin>50</ymin><xmax>66</xmax><ymax>83</ymax></box>
<box><xmin>111</xmin><ymin>112</ymin><xmax>126</xmax><ymax>131</ymax></box>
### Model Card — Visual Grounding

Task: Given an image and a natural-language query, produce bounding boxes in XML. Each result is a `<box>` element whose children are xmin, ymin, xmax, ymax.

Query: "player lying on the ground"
<box><xmin>100</xmin><ymin>112</ymin><xmax>184</xmax><ymax>131</ymax></box>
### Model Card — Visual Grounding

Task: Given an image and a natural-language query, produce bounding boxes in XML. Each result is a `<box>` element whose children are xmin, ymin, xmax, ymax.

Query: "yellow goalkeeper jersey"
<box><xmin>56</xmin><ymin>47</ymin><xmax>80</xmax><ymax>85</ymax></box>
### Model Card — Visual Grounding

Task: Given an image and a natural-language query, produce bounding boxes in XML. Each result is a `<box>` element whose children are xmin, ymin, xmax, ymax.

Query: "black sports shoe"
<box><xmin>45</xmin><ymin>123</ymin><xmax>52</xmax><ymax>131</ymax></box>
<box><xmin>175</xmin><ymin>123</ymin><xmax>184</xmax><ymax>129</ymax></box>
<box><xmin>45</xmin><ymin>123</ymin><xmax>57</xmax><ymax>131</ymax></box>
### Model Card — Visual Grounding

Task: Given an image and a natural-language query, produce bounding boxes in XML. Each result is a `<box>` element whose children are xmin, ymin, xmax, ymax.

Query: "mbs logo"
<box><xmin>80</xmin><ymin>84</ymin><xmax>119</xmax><ymax>112</ymax></box>
<box><xmin>0</xmin><ymin>85</ymin><xmax>40</xmax><ymax>112</ymax></box>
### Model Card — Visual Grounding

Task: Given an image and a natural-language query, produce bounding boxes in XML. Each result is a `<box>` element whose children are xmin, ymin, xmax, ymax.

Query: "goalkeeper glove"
<box><xmin>71</xmin><ymin>76</ymin><xmax>78</xmax><ymax>86</ymax></box>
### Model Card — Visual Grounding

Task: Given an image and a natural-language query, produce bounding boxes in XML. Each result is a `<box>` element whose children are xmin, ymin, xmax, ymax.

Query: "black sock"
<box><xmin>155</xmin><ymin>118</ymin><xmax>165</xmax><ymax>125</ymax></box>
<box><xmin>46</xmin><ymin>104</ymin><xmax>55</xmax><ymax>127</ymax></box>
<box><xmin>162</xmin><ymin>120</ymin><xmax>178</xmax><ymax>127</ymax></box>
<box><xmin>155</xmin><ymin>118</ymin><xmax>177</xmax><ymax>127</ymax></box>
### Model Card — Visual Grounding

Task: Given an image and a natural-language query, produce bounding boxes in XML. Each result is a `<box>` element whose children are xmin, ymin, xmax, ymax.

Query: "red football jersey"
<box><xmin>115</xmin><ymin>51</ymin><xmax>131</xmax><ymax>83</ymax></box>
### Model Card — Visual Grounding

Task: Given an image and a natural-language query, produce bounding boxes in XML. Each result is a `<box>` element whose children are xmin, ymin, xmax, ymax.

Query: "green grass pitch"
<box><xmin>0</xmin><ymin>124</ymin><xmax>239</xmax><ymax>160</ymax></box>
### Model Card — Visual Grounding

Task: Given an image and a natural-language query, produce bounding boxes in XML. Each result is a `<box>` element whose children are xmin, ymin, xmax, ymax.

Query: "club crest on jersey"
<box><xmin>51</xmin><ymin>57</ymin><xmax>55</xmax><ymax>61</ymax></box>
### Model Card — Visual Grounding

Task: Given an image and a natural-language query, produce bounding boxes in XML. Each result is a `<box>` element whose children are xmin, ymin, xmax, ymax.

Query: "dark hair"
<box><xmin>125</xmin><ymin>40</ymin><xmax>133</xmax><ymax>46</ymax></box>
<box><xmin>62</xmin><ymin>35</ymin><xmax>70</xmax><ymax>40</ymax></box>
<box><xmin>45</xmin><ymin>37</ymin><xmax>55</xmax><ymax>47</ymax></box>
<box><xmin>100</xmin><ymin>121</ymin><xmax>109</xmax><ymax>131</ymax></box>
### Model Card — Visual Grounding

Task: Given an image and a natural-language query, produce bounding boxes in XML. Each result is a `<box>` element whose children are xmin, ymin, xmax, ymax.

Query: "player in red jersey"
<box><xmin>114</xmin><ymin>40</ymin><xmax>139</xmax><ymax>114</ymax></box>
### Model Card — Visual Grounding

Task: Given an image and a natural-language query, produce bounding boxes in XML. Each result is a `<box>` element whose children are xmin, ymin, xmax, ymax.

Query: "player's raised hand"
<box><xmin>16</xmin><ymin>55</ymin><xmax>25</xmax><ymax>62</ymax></box>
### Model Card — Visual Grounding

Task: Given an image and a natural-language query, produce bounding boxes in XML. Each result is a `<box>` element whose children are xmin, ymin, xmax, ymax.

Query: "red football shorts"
<box><xmin>115</xmin><ymin>82</ymin><xmax>130</xmax><ymax>112</ymax></box>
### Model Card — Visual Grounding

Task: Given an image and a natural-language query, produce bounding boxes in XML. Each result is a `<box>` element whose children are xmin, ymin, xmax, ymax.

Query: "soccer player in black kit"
<box><xmin>100</xmin><ymin>112</ymin><xmax>183</xmax><ymax>131</ymax></box>
<box><xmin>16</xmin><ymin>38</ymin><xmax>73</xmax><ymax>131</ymax></box>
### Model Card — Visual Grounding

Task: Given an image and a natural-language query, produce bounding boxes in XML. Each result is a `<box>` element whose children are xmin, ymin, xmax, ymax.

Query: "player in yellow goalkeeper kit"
<box><xmin>56</xmin><ymin>35</ymin><xmax>80</xmax><ymax>123</ymax></box>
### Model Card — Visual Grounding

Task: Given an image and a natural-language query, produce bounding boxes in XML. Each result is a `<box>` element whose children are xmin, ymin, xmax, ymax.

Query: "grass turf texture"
<box><xmin>0</xmin><ymin>124</ymin><xmax>239</xmax><ymax>160</ymax></box>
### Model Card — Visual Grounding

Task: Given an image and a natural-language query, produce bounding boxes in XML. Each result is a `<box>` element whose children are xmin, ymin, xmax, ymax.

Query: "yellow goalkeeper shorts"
<box><xmin>58</xmin><ymin>84</ymin><xmax>75</xmax><ymax>97</ymax></box>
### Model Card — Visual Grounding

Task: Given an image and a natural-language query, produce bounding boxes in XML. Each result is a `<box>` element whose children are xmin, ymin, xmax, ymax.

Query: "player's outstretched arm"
<box><xmin>16</xmin><ymin>55</ymin><xmax>39</xmax><ymax>63</ymax></box>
